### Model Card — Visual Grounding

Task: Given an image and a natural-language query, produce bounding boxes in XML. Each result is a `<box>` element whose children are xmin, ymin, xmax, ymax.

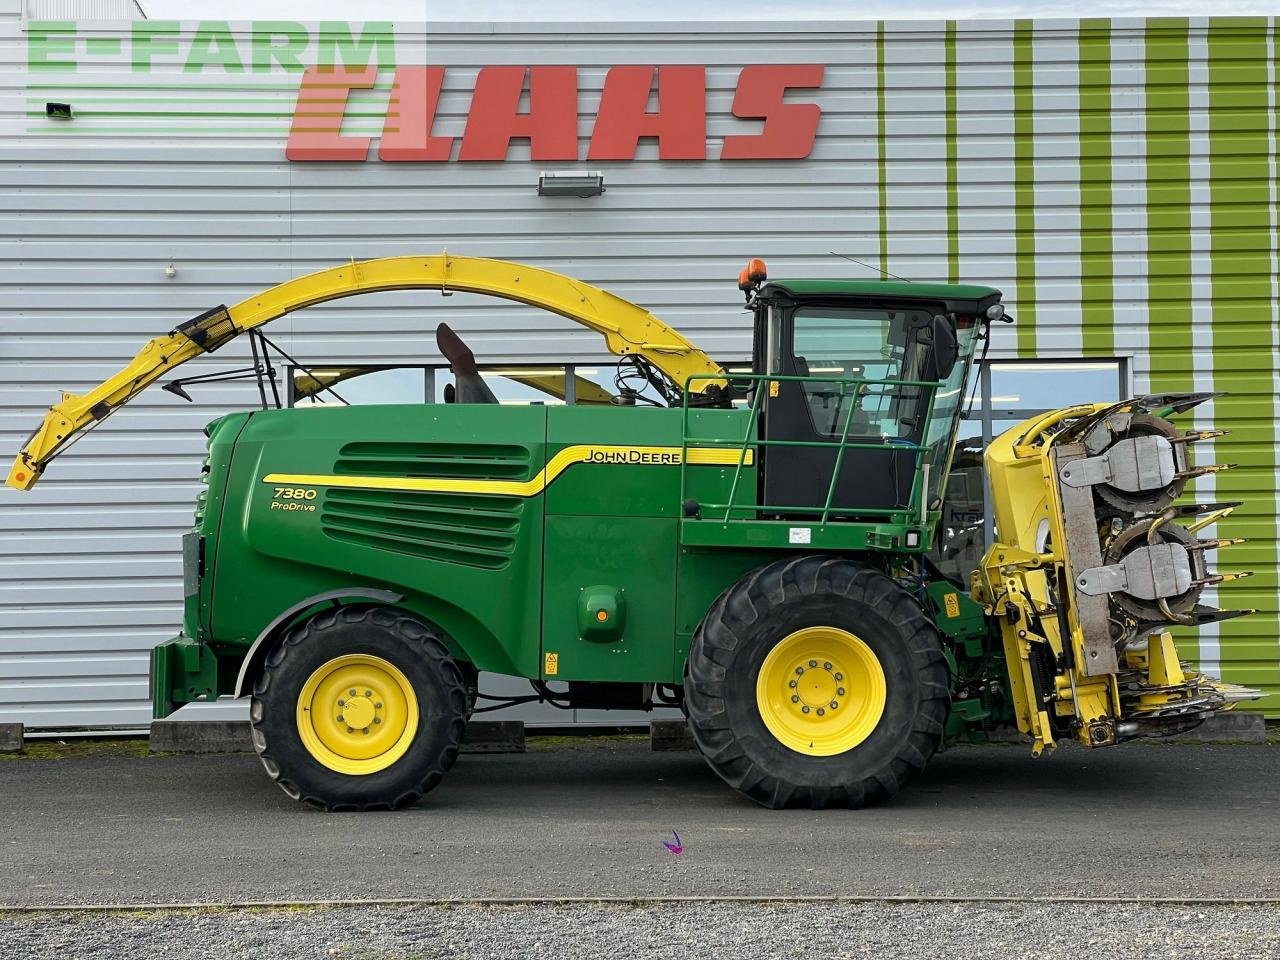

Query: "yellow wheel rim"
<box><xmin>755</xmin><ymin>626</ymin><xmax>887</xmax><ymax>756</ymax></box>
<box><xmin>296</xmin><ymin>654</ymin><xmax>419</xmax><ymax>776</ymax></box>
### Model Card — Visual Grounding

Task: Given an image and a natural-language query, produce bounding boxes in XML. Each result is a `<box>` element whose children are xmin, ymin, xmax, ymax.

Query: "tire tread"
<box><xmin>249</xmin><ymin>605</ymin><xmax>466</xmax><ymax>812</ymax></box>
<box><xmin>685</xmin><ymin>556</ymin><xmax>949</xmax><ymax>810</ymax></box>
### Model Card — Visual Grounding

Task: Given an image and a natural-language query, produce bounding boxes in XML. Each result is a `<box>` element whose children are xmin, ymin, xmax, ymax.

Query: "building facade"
<box><xmin>2</xmin><ymin>8</ymin><xmax>1277</xmax><ymax>727</ymax></box>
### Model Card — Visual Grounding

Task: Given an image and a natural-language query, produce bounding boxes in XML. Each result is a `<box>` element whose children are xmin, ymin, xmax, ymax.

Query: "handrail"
<box><xmin>720</xmin><ymin>378</ymin><xmax>768</xmax><ymax>522</ymax></box>
<box><xmin>681</xmin><ymin>371</ymin><xmax>937</xmax><ymax>527</ymax></box>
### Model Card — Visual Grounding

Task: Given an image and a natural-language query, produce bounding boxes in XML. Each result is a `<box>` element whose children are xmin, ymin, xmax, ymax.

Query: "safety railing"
<box><xmin>680</xmin><ymin>372</ymin><xmax>939</xmax><ymax>526</ymax></box>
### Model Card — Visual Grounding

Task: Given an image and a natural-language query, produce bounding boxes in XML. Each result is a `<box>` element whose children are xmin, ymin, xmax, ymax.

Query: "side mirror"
<box><xmin>920</xmin><ymin>314</ymin><xmax>958</xmax><ymax>381</ymax></box>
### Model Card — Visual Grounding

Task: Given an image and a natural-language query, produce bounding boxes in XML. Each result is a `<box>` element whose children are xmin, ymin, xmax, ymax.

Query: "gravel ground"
<box><xmin>2</xmin><ymin>902</ymin><xmax>1278</xmax><ymax>959</ymax></box>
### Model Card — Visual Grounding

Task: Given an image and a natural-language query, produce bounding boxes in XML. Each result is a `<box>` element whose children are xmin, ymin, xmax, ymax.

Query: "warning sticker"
<box><xmin>943</xmin><ymin>592</ymin><xmax>960</xmax><ymax>618</ymax></box>
<box><xmin>788</xmin><ymin>527</ymin><xmax>811</xmax><ymax>545</ymax></box>
<box><xmin>544</xmin><ymin>651</ymin><xmax>559</xmax><ymax>676</ymax></box>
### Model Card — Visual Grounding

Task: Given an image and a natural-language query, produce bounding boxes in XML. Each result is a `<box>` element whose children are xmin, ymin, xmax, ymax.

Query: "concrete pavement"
<box><xmin>2</xmin><ymin>738</ymin><xmax>1279</xmax><ymax>907</ymax></box>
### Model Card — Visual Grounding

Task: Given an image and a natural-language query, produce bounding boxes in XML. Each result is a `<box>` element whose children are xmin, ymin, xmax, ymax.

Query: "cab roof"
<box><xmin>761</xmin><ymin>278</ymin><xmax>1003</xmax><ymax>313</ymax></box>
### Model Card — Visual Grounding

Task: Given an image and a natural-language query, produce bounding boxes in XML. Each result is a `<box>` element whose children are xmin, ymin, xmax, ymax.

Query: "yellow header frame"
<box><xmin>7</xmin><ymin>254</ymin><xmax>727</xmax><ymax>490</ymax></box>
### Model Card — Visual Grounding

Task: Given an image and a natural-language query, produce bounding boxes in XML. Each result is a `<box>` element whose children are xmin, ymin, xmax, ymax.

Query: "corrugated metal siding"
<box><xmin>1</xmin><ymin>15</ymin><xmax>1277</xmax><ymax>728</ymax></box>
<box><xmin>21</xmin><ymin>0</ymin><xmax>143</xmax><ymax>21</ymax></box>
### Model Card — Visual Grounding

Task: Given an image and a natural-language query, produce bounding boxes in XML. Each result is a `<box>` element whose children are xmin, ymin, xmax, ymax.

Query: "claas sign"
<box><xmin>286</xmin><ymin>64</ymin><xmax>825</xmax><ymax>162</ymax></box>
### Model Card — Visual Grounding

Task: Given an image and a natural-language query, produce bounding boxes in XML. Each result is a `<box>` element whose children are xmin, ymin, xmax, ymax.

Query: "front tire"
<box><xmin>250</xmin><ymin>605</ymin><xmax>467</xmax><ymax>811</ymax></box>
<box><xmin>685</xmin><ymin>556</ymin><xmax>949</xmax><ymax>809</ymax></box>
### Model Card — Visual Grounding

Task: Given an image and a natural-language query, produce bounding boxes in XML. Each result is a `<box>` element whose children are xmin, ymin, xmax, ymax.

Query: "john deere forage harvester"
<box><xmin>8</xmin><ymin>255</ymin><xmax>1256</xmax><ymax>809</ymax></box>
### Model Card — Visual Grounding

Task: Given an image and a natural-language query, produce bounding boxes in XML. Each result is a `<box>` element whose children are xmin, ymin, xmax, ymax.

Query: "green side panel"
<box><xmin>679</xmin><ymin>518</ymin><xmax>928</xmax><ymax>553</ymax></box>
<box><xmin>1078</xmin><ymin>18</ymin><xmax>1114</xmax><ymax>356</ymax></box>
<box><xmin>1012</xmin><ymin>19</ymin><xmax>1038</xmax><ymax>356</ymax></box>
<box><xmin>923</xmin><ymin>580</ymin><xmax>988</xmax><ymax>657</ymax></box>
<box><xmin>540</xmin><ymin>405</ymin><xmax>684</xmax><ymax>682</ymax></box>
<box><xmin>1207</xmin><ymin>17</ymin><xmax>1279</xmax><ymax>706</ymax></box>
<box><xmin>541</xmin><ymin>515</ymin><xmax>677</xmax><ymax>684</ymax></box>
<box><xmin>542</xmin><ymin>405</ymin><xmax>758</xmax><ymax>519</ymax></box>
<box><xmin>544</xmin><ymin>405</ymin><xmax>684</xmax><ymax>518</ymax></box>
<box><xmin>210</xmin><ymin>404</ymin><xmax>548</xmax><ymax>678</ymax></box>
<box><xmin>670</xmin><ymin>547</ymin><xmax>778</xmax><ymax>675</ymax></box>
<box><xmin>673</xmin><ymin>547</ymin><xmax>777</xmax><ymax>678</ymax></box>
<box><xmin>681</xmin><ymin>406</ymin><xmax>758</xmax><ymax>519</ymax></box>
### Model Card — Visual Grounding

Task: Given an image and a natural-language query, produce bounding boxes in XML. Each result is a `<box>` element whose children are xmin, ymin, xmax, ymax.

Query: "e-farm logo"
<box><xmin>27</xmin><ymin>20</ymin><xmax>395</xmax><ymax>74</ymax></box>
<box><xmin>26</xmin><ymin>22</ymin><xmax>824</xmax><ymax>162</ymax></box>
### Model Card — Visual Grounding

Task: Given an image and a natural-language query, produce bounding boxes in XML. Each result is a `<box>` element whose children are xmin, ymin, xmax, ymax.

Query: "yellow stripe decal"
<box><xmin>262</xmin><ymin>445</ymin><xmax>754</xmax><ymax>497</ymax></box>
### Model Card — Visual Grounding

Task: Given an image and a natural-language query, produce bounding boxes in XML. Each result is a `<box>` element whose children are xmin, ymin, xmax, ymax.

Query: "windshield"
<box><xmin>921</xmin><ymin>318</ymin><xmax>984</xmax><ymax>508</ymax></box>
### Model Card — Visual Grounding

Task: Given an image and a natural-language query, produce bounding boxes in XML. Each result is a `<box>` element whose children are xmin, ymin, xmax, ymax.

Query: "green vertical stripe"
<box><xmin>945</xmin><ymin>21</ymin><xmax>959</xmax><ymax>285</ymax></box>
<box><xmin>1013</xmin><ymin>20</ymin><xmax>1037</xmax><ymax>357</ymax></box>
<box><xmin>1144</xmin><ymin>19</ymin><xmax>1194</xmax><ymax>396</ymax></box>
<box><xmin>1207</xmin><ymin>16</ymin><xmax>1279</xmax><ymax>702</ymax></box>
<box><xmin>877</xmin><ymin>22</ymin><xmax>889</xmax><ymax>277</ymax></box>
<box><xmin>1143</xmin><ymin>18</ymin><xmax>1197</xmax><ymax>666</ymax></box>
<box><xmin>1078</xmin><ymin>18</ymin><xmax>1114</xmax><ymax>356</ymax></box>
<box><xmin>1272</xmin><ymin>16</ymin><xmax>1280</xmax><ymax>700</ymax></box>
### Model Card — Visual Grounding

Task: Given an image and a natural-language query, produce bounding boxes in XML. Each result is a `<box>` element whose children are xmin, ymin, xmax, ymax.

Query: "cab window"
<box><xmin>787</xmin><ymin>306</ymin><xmax>932</xmax><ymax>439</ymax></box>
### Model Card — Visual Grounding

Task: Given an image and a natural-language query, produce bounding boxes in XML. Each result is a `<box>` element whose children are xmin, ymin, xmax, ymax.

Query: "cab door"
<box><xmin>758</xmin><ymin>299</ymin><xmax>934</xmax><ymax>517</ymax></box>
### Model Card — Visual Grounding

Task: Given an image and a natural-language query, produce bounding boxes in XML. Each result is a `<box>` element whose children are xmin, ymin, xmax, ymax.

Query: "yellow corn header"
<box><xmin>974</xmin><ymin>393</ymin><xmax>1258</xmax><ymax>752</ymax></box>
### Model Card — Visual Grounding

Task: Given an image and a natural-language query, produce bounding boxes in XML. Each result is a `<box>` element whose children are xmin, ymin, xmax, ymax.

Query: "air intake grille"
<box><xmin>321</xmin><ymin>489</ymin><xmax>522</xmax><ymax>570</ymax></box>
<box><xmin>334</xmin><ymin>441</ymin><xmax>532</xmax><ymax>481</ymax></box>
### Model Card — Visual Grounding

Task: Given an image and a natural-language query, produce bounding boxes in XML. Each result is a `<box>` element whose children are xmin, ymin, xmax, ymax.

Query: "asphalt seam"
<box><xmin>5</xmin><ymin>895</ymin><xmax>1280</xmax><ymax>913</ymax></box>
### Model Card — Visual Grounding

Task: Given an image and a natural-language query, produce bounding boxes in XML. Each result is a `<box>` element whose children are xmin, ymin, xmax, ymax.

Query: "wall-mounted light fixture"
<box><xmin>45</xmin><ymin>102</ymin><xmax>73</xmax><ymax>121</ymax></box>
<box><xmin>537</xmin><ymin>171</ymin><xmax>605</xmax><ymax>198</ymax></box>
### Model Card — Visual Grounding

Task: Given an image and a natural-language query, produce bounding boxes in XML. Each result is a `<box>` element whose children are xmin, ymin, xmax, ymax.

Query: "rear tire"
<box><xmin>685</xmin><ymin>556</ymin><xmax>948</xmax><ymax>809</ymax></box>
<box><xmin>250</xmin><ymin>605</ymin><xmax>467</xmax><ymax>811</ymax></box>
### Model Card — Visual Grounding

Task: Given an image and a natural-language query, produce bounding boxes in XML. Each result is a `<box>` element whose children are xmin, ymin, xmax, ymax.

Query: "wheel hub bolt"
<box><xmin>337</xmin><ymin>715</ymin><xmax>344</xmax><ymax>722</ymax></box>
<box><xmin>830</xmin><ymin>701</ymin><xmax>839</xmax><ymax>709</ymax></box>
<box><xmin>374</xmin><ymin>717</ymin><xmax>382</xmax><ymax>724</ymax></box>
<box><xmin>362</xmin><ymin>727</ymin><xmax>370</xmax><ymax>735</ymax></box>
<box><xmin>791</xmin><ymin>695</ymin><xmax>800</xmax><ymax>703</ymax></box>
<box><xmin>788</xmin><ymin>680</ymin><xmax>797</xmax><ymax>689</ymax></box>
<box><xmin>816</xmin><ymin>708</ymin><xmax>825</xmax><ymax>716</ymax></box>
<box><xmin>801</xmin><ymin>706</ymin><xmax>810</xmax><ymax>714</ymax></box>
<box><xmin>823</xmin><ymin>661</ymin><xmax>832</xmax><ymax>671</ymax></box>
<box><xmin>837</xmin><ymin>687</ymin><xmax>846</xmax><ymax>697</ymax></box>
<box><xmin>364</xmin><ymin>690</ymin><xmax>372</xmax><ymax>697</ymax></box>
<box><xmin>795</xmin><ymin>667</ymin><xmax>804</xmax><ymax>676</ymax></box>
<box><xmin>346</xmin><ymin>726</ymin><xmax>354</xmax><ymax>733</ymax></box>
<box><xmin>834</xmin><ymin>673</ymin><xmax>843</xmax><ymax>681</ymax></box>
<box><xmin>338</xmin><ymin>699</ymin><xmax>346</xmax><ymax>707</ymax></box>
<box><xmin>808</xmin><ymin>659</ymin><xmax>817</xmax><ymax>668</ymax></box>
<box><xmin>349</xmin><ymin>689</ymin><xmax>357</xmax><ymax>696</ymax></box>
<box><xmin>374</xmin><ymin>702</ymin><xmax>383</xmax><ymax>709</ymax></box>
